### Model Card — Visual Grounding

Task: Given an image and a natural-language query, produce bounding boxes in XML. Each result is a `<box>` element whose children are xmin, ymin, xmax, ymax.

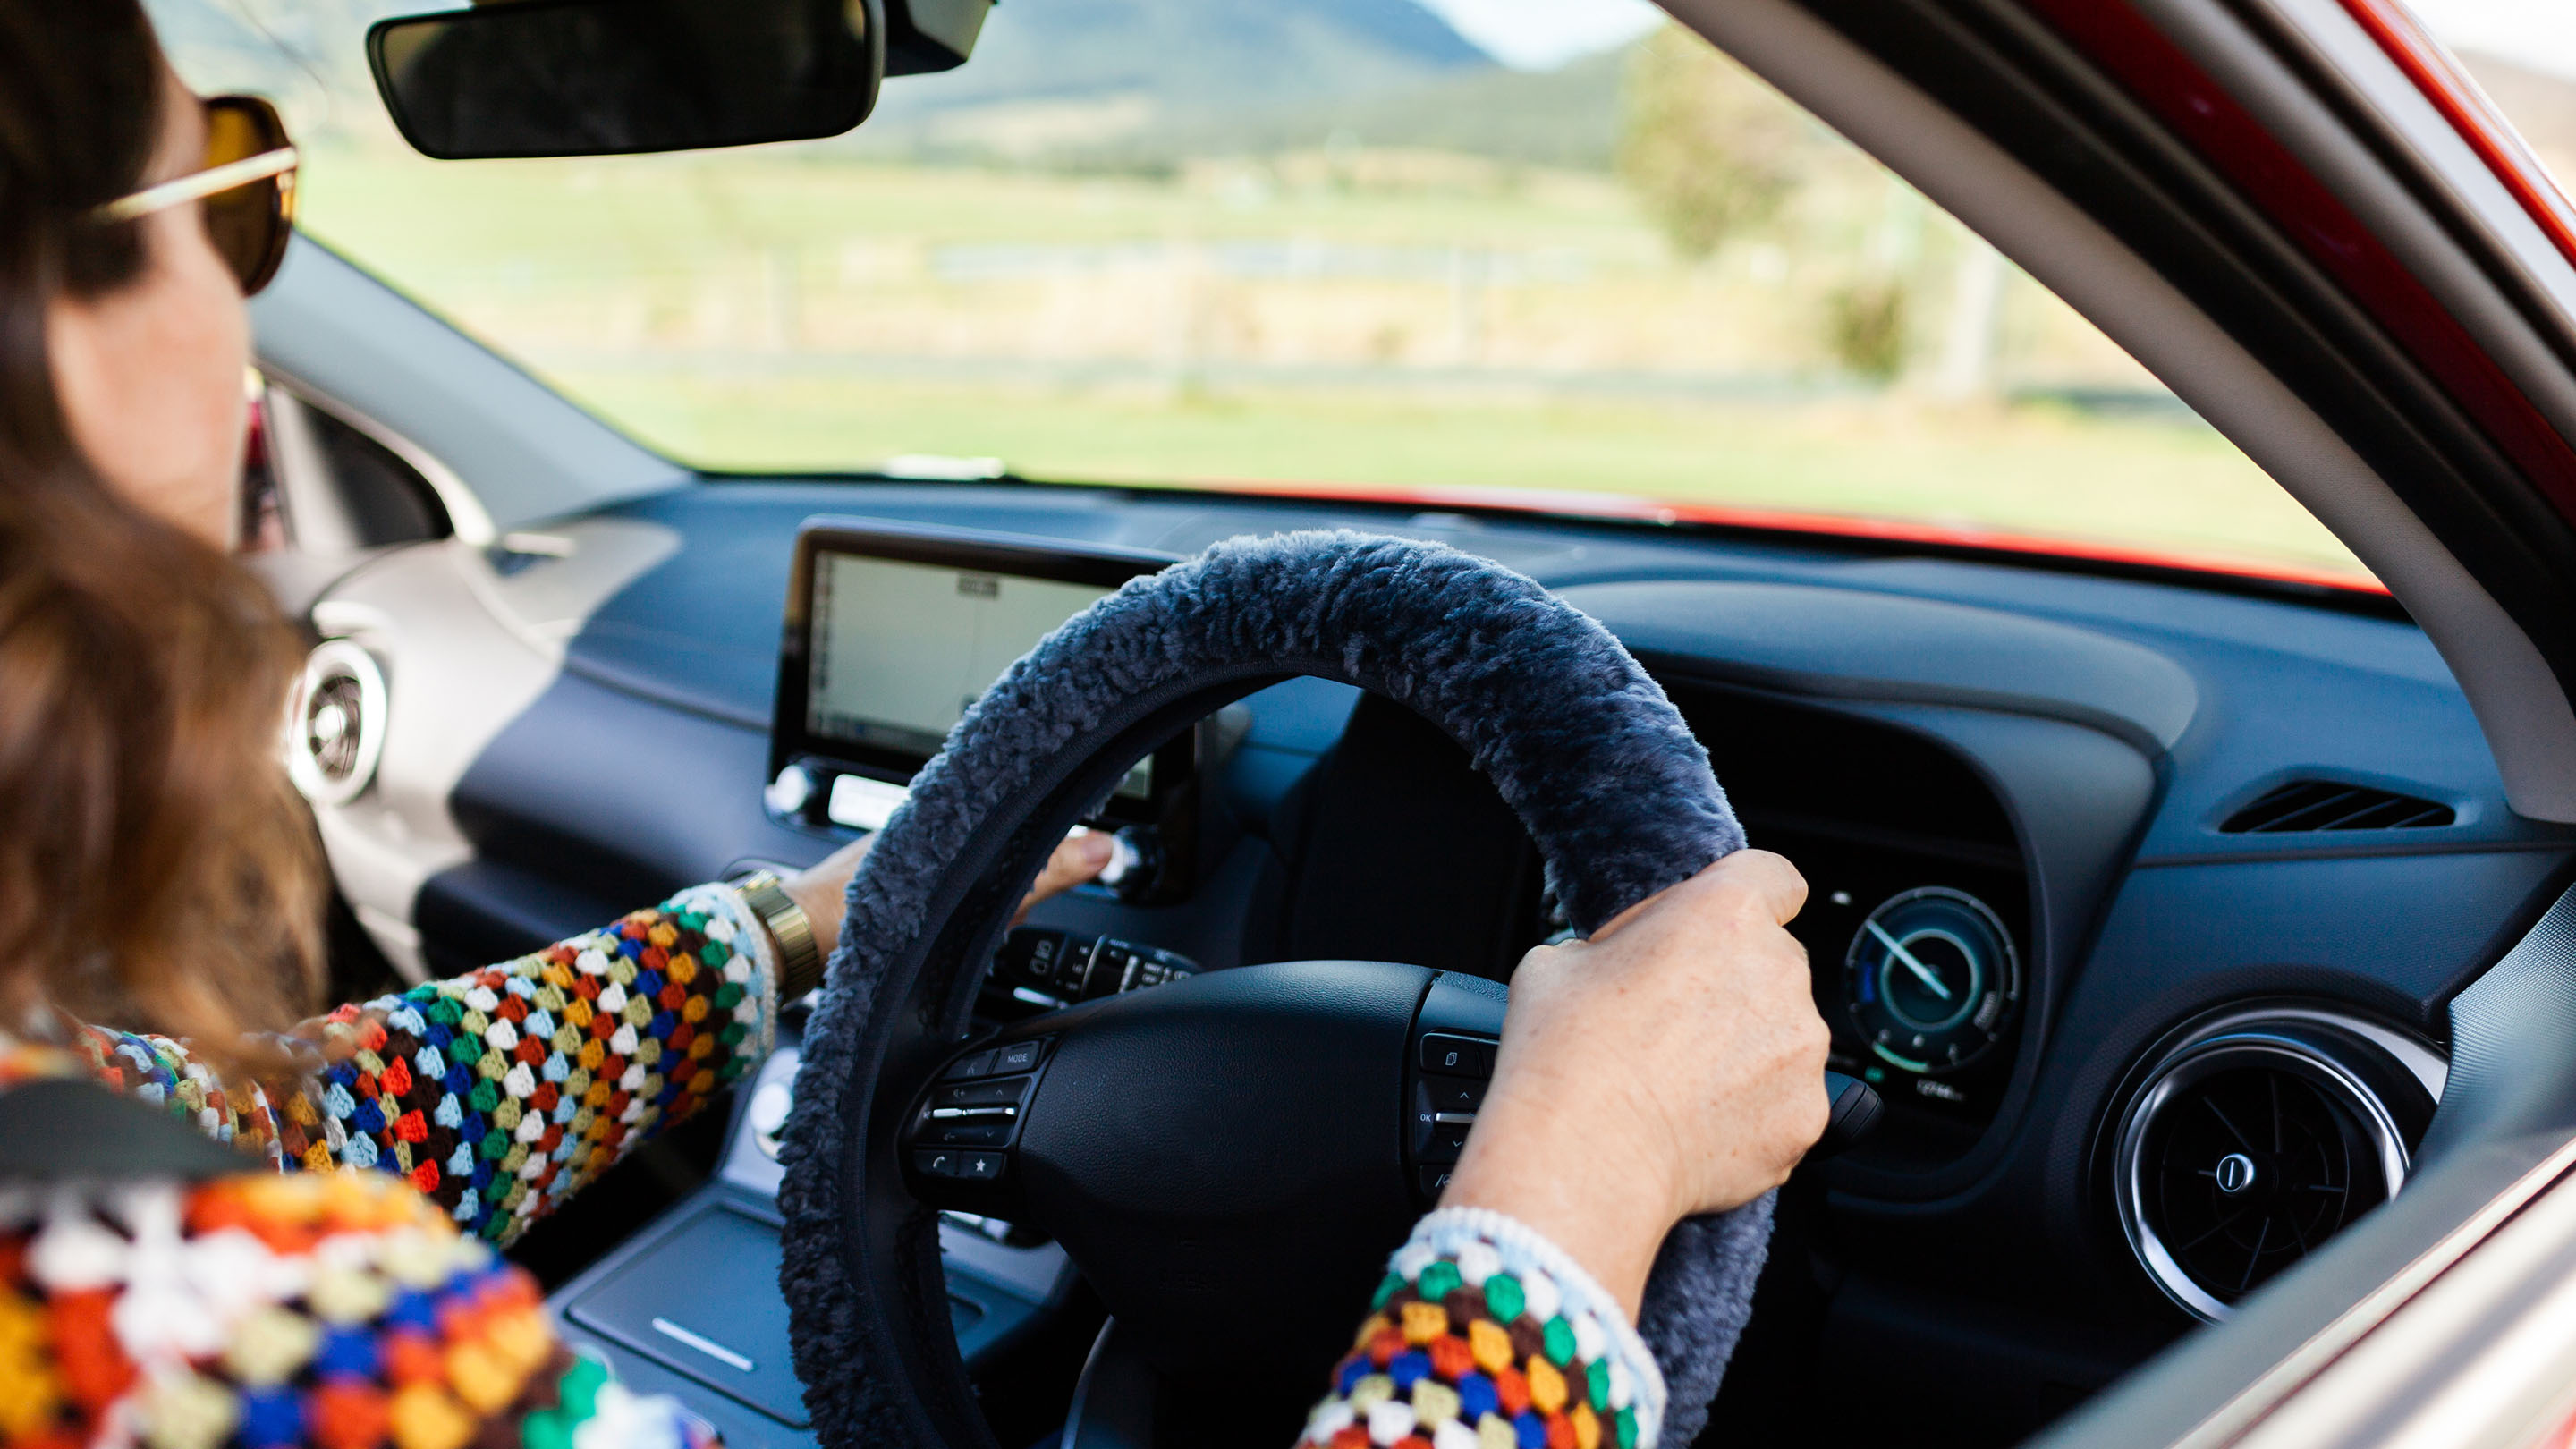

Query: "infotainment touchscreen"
<box><xmin>769</xmin><ymin>521</ymin><xmax>1182</xmax><ymax>833</ymax></box>
<box><xmin>806</xmin><ymin>553</ymin><xmax>1122</xmax><ymax>769</ymax></box>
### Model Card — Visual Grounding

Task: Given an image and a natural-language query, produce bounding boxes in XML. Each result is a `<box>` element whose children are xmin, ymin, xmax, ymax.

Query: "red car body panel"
<box><xmin>2026</xmin><ymin>0</ymin><xmax>2576</xmax><ymax>523</ymax></box>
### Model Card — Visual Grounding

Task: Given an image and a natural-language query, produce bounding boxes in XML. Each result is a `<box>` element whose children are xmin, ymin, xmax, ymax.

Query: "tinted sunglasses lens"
<box><xmin>202</xmin><ymin>99</ymin><xmax>294</xmax><ymax>294</ymax></box>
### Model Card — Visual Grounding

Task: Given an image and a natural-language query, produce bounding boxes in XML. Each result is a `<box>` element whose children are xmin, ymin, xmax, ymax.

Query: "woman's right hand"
<box><xmin>780</xmin><ymin>828</ymin><xmax>1116</xmax><ymax>951</ymax></box>
<box><xmin>1438</xmin><ymin>849</ymin><xmax>1831</xmax><ymax>1318</ymax></box>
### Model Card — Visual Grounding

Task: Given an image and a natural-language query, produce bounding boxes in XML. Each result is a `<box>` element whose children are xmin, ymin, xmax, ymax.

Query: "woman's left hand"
<box><xmin>780</xmin><ymin>828</ymin><xmax>1116</xmax><ymax>945</ymax></box>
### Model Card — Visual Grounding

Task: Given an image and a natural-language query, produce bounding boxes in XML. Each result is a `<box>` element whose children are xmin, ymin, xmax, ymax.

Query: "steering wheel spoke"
<box><xmin>905</xmin><ymin>961</ymin><xmax>1436</xmax><ymax>1374</ymax></box>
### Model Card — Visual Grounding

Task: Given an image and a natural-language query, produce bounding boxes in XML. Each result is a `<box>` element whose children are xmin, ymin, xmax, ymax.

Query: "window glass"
<box><xmin>2411</xmin><ymin>2</ymin><xmax>2576</xmax><ymax>193</ymax></box>
<box><xmin>159</xmin><ymin>0</ymin><xmax>2386</xmax><ymax>585</ymax></box>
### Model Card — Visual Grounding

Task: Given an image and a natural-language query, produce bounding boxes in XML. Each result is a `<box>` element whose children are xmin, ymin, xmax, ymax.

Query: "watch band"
<box><xmin>735</xmin><ymin>870</ymin><xmax>826</xmax><ymax>1000</ymax></box>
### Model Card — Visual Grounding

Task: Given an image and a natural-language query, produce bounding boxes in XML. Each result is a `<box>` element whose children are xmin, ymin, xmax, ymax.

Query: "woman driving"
<box><xmin>0</xmin><ymin>4</ymin><xmax>1828</xmax><ymax>1446</ymax></box>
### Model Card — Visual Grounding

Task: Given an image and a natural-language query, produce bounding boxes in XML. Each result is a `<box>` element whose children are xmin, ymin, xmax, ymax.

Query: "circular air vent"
<box><xmin>2114</xmin><ymin>1012</ymin><xmax>2439</xmax><ymax>1322</ymax></box>
<box><xmin>284</xmin><ymin>639</ymin><xmax>387</xmax><ymax>807</ymax></box>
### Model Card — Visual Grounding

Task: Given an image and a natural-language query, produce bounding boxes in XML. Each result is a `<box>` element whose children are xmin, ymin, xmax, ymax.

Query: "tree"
<box><xmin>1615</xmin><ymin>25</ymin><xmax>1809</xmax><ymax>261</ymax></box>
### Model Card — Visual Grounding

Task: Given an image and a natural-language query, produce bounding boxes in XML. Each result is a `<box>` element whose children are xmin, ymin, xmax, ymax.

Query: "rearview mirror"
<box><xmin>367</xmin><ymin>0</ymin><xmax>886</xmax><ymax>160</ymax></box>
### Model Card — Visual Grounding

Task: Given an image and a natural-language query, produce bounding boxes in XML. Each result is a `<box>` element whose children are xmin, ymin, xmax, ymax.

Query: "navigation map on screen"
<box><xmin>806</xmin><ymin>552</ymin><xmax>1148</xmax><ymax>794</ymax></box>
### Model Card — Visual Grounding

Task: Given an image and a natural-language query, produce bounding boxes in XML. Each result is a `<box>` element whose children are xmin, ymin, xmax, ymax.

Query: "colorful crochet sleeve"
<box><xmin>1304</xmin><ymin>1208</ymin><xmax>1669</xmax><ymax>1449</ymax></box>
<box><xmin>0</xmin><ymin>1165</ymin><xmax>718</xmax><ymax>1449</ymax></box>
<box><xmin>72</xmin><ymin>881</ymin><xmax>780</xmax><ymax>1250</ymax></box>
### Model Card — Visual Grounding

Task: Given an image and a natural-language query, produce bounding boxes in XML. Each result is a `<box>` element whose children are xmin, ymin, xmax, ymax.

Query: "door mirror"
<box><xmin>367</xmin><ymin>0</ymin><xmax>885</xmax><ymax>160</ymax></box>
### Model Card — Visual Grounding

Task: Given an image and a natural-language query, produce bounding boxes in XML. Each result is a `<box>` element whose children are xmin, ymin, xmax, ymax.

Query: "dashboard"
<box><xmin>280</xmin><ymin>476</ymin><xmax>2576</xmax><ymax>1449</ymax></box>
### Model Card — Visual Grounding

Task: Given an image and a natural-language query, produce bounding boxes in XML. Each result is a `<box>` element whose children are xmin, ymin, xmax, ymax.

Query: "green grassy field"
<box><xmin>555</xmin><ymin>369</ymin><xmax>2356</xmax><ymax>573</ymax></box>
<box><xmin>292</xmin><ymin>143</ymin><xmax>2371</xmax><ymax>583</ymax></box>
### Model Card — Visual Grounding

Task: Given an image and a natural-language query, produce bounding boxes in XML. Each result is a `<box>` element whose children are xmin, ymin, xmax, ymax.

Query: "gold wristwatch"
<box><xmin>733</xmin><ymin>870</ymin><xmax>826</xmax><ymax>1000</ymax></box>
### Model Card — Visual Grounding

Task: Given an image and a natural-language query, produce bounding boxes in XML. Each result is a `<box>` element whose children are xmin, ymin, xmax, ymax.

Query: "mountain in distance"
<box><xmin>852</xmin><ymin>0</ymin><xmax>1635</xmax><ymax>166</ymax></box>
<box><xmin>892</xmin><ymin>0</ymin><xmax>1484</xmax><ymax>111</ymax></box>
<box><xmin>1180</xmin><ymin>45</ymin><xmax>1628</xmax><ymax>171</ymax></box>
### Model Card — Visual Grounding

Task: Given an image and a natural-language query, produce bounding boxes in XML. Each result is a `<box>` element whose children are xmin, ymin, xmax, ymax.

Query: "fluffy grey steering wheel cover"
<box><xmin>780</xmin><ymin>529</ymin><xmax>1771</xmax><ymax>1446</ymax></box>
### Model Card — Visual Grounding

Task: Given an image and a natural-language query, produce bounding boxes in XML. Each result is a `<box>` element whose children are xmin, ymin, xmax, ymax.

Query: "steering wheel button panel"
<box><xmin>1409</xmin><ymin>1033</ymin><xmax>1496</xmax><ymax>1171</ymax></box>
<box><xmin>1406</xmin><ymin>976</ymin><xmax>1510</xmax><ymax>1204</ymax></box>
<box><xmin>987</xmin><ymin>928</ymin><xmax>1207</xmax><ymax>1016</ymax></box>
<box><xmin>903</xmin><ymin>1038</ymin><xmax>1055</xmax><ymax>1199</ymax></box>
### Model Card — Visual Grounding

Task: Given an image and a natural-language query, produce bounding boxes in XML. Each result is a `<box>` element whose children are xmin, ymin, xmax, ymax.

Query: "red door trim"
<box><xmin>2333</xmin><ymin>0</ymin><xmax>2576</xmax><ymax>277</ymax></box>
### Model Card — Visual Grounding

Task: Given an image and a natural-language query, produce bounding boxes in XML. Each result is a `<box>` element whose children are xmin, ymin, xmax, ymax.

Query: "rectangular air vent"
<box><xmin>2221</xmin><ymin>781</ymin><xmax>2453</xmax><ymax>833</ymax></box>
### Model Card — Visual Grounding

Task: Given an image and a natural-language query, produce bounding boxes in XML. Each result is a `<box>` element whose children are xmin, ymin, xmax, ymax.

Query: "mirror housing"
<box><xmin>367</xmin><ymin>0</ymin><xmax>886</xmax><ymax>160</ymax></box>
<box><xmin>886</xmin><ymin>0</ymin><xmax>989</xmax><ymax>74</ymax></box>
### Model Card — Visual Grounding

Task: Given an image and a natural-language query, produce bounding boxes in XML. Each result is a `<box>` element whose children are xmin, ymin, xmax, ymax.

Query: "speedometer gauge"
<box><xmin>1843</xmin><ymin>886</ymin><xmax>2021</xmax><ymax>1074</ymax></box>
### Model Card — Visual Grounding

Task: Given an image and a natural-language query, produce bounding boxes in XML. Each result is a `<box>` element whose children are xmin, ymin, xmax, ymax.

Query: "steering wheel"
<box><xmin>778</xmin><ymin>530</ymin><xmax>1774</xmax><ymax>1448</ymax></box>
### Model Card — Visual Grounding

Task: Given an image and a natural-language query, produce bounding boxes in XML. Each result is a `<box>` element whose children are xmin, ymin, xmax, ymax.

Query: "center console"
<box><xmin>547</xmin><ymin>521</ymin><xmax>1219</xmax><ymax>1445</ymax></box>
<box><xmin>546</xmin><ymin>1019</ymin><xmax>1076</xmax><ymax>1449</ymax></box>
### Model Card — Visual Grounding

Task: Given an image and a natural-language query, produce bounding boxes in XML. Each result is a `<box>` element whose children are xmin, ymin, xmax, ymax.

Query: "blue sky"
<box><xmin>1413</xmin><ymin>0</ymin><xmax>1659</xmax><ymax>69</ymax></box>
<box><xmin>2409</xmin><ymin>0</ymin><xmax>2576</xmax><ymax>80</ymax></box>
<box><xmin>1422</xmin><ymin>0</ymin><xmax>2576</xmax><ymax>78</ymax></box>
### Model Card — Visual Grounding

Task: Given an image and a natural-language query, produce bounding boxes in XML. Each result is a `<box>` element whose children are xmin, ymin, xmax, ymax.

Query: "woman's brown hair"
<box><xmin>0</xmin><ymin>0</ymin><xmax>324</xmax><ymax>1051</ymax></box>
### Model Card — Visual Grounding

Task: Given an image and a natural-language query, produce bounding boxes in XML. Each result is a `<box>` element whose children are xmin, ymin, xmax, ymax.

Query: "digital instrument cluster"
<box><xmin>1842</xmin><ymin>886</ymin><xmax>2021</xmax><ymax>1075</ymax></box>
<box><xmin>1759</xmin><ymin>826</ymin><xmax>2031</xmax><ymax>1167</ymax></box>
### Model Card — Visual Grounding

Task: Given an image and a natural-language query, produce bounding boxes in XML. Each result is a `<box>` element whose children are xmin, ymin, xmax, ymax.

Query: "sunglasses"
<box><xmin>93</xmin><ymin>95</ymin><xmax>299</xmax><ymax>297</ymax></box>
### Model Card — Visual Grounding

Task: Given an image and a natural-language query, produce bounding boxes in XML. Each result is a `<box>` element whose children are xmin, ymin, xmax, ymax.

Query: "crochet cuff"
<box><xmin>1305</xmin><ymin>1207</ymin><xmax>1669</xmax><ymax>1449</ymax></box>
<box><xmin>676</xmin><ymin>881</ymin><xmax>782</xmax><ymax>1064</ymax></box>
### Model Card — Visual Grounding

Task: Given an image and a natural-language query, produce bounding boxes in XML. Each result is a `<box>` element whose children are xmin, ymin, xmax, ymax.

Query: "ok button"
<box><xmin>2214</xmin><ymin>1152</ymin><xmax>2258</xmax><ymax>1195</ymax></box>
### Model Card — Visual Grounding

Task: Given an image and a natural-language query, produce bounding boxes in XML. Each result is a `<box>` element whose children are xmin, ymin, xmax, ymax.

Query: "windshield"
<box><xmin>154</xmin><ymin>0</ymin><xmax>2568</xmax><ymax>590</ymax></box>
